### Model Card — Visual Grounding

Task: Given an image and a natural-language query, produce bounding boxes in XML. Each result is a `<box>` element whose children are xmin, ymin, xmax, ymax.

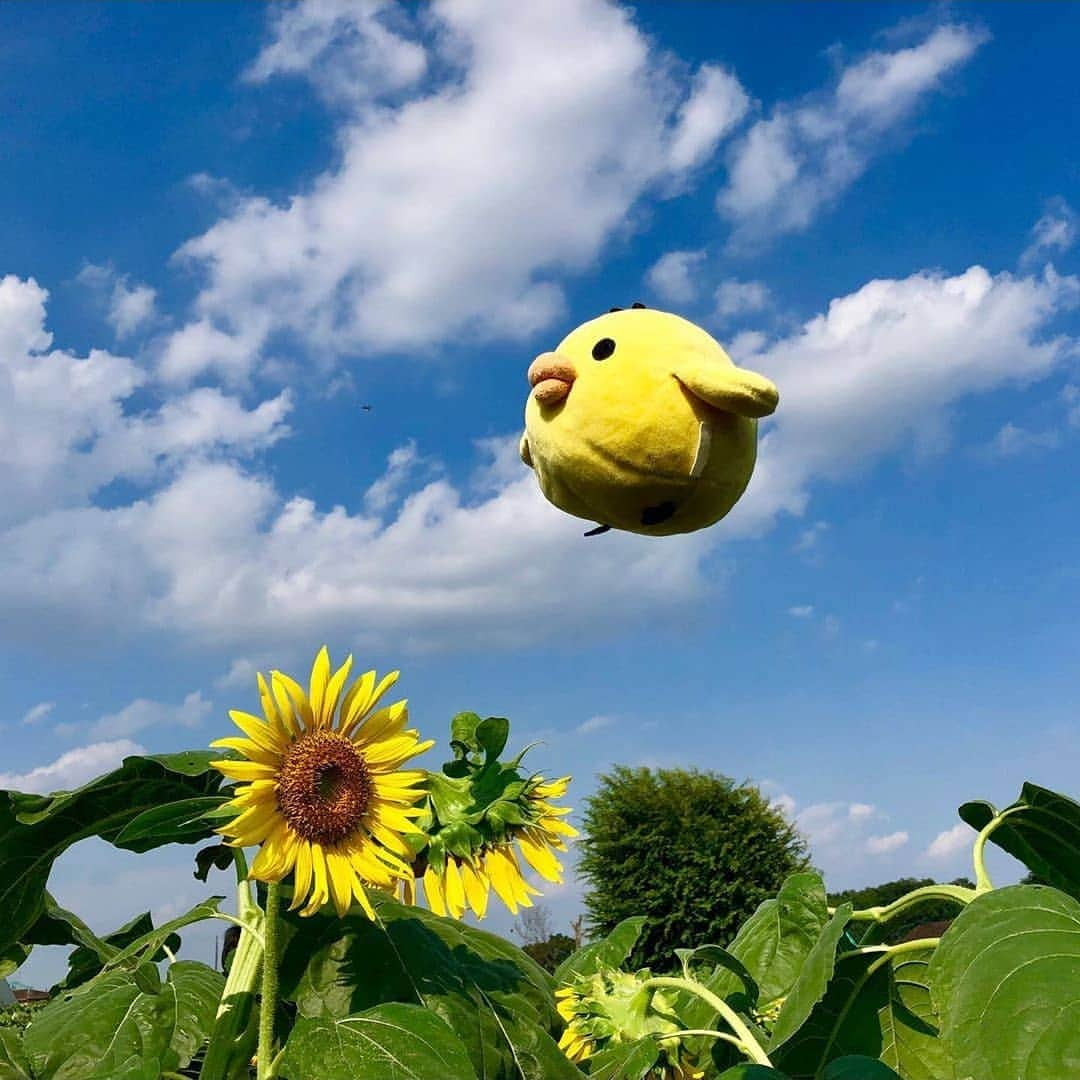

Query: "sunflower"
<box><xmin>421</xmin><ymin>773</ymin><xmax>578</xmax><ymax>919</ymax></box>
<box><xmin>210</xmin><ymin>647</ymin><xmax>433</xmax><ymax>919</ymax></box>
<box><xmin>556</xmin><ymin>970</ymin><xmax>704</xmax><ymax>1079</ymax></box>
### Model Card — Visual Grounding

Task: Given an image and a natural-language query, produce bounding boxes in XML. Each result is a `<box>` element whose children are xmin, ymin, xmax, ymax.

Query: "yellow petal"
<box><xmin>228</xmin><ymin>710</ymin><xmax>284</xmax><ymax>755</ymax></box>
<box><xmin>339</xmin><ymin>670</ymin><xmax>376</xmax><ymax>732</ymax></box>
<box><xmin>400</xmin><ymin>875</ymin><xmax>416</xmax><ymax>907</ymax></box>
<box><xmin>460</xmin><ymin>861</ymin><xmax>489</xmax><ymax>919</ymax></box>
<box><xmin>517</xmin><ymin>834</ymin><xmax>563</xmax><ymax>884</ymax></box>
<box><xmin>424</xmin><ymin>865</ymin><xmax>447</xmax><ymax>917</ymax></box>
<box><xmin>308</xmin><ymin>647</ymin><xmax>332</xmax><ymax>729</ymax></box>
<box><xmin>209</xmin><ymin>737</ymin><xmax>279</xmax><ymax>767</ymax></box>
<box><xmin>364</xmin><ymin>733</ymin><xmax>432</xmax><ymax>769</ymax></box>
<box><xmin>301</xmin><ymin>843</ymin><xmax>330</xmax><ymax>916</ymax></box>
<box><xmin>289</xmin><ymin>842</ymin><xmax>314</xmax><ymax>912</ymax></box>
<box><xmin>326</xmin><ymin>851</ymin><xmax>356</xmax><ymax>917</ymax></box>
<box><xmin>211</xmin><ymin>759</ymin><xmax>278</xmax><ymax>782</ymax></box>
<box><xmin>220</xmin><ymin>801</ymin><xmax>279</xmax><ymax>845</ymax></box>
<box><xmin>249</xmin><ymin>823</ymin><xmax>290</xmax><ymax>880</ymax></box>
<box><xmin>351</xmin><ymin>874</ymin><xmax>376</xmax><ymax>920</ymax></box>
<box><xmin>320</xmin><ymin>654</ymin><xmax>354</xmax><ymax>728</ymax></box>
<box><xmin>349</xmin><ymin>700</ymin><xmax>409</xmax><ymax>746</ymax></box>
<box><xmin>534</xmin><ymin>776</ymin><xmax>571</xmax><ymax>799</ymax></box>
<box><xmin>484</xmin><ymin>846</ymin><xmax>521</xmax><ymax>916</ymax></box>
<box><xmin>270</xmin><ymin>674</ymin><xmax>302</xmax><ymax>738</ymax></box>
<box><xmin>271</xmin><ymin>670</ymin><xmax>314</xmax><ymax>731</ymax></box>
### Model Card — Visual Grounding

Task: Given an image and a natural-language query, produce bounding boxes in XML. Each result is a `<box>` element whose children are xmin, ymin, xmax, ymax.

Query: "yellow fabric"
<box><xmin>522</xmin><ymin>308</ymin><xmax>778</xmax><ymax>536</ymax></box>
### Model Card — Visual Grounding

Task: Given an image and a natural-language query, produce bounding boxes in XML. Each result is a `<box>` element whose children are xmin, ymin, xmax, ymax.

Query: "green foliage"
<box><xmin>0</xmin><ymin>1002</ymin><xmax>44</xmax><ymax>1035</ymax></box>
<box><xmin>0</xmin><ymin>750</ymin><xmax>227</xmax><ymax>958</ymax></box>
<box><xmin>827</xmin><ymin>878</ymin><xmax>974</xmax><ymax>944</ymax></box>
<box><xmin>577</xmin><ymin>767</ymin><xmax>809</xmax><ymax>971</ymax></box>
<box><xmin>275</xmin><ymin>891</ymin><xmax>569</xmax><ymax>1080</ymax></box>
<box><xmin>279</xmin><ymin>1004</ymin><xmax>479</xmax><ymax>1080</ymax></box>
<box><xmin>524</xmin><ymin>933</ymin><xmax>577</xmax><ymax>973</ymax></box>
<box><xmin>0</xmin><ymin>728</ymin><xmax>1077</xmax><ymax>1080</ymax></box>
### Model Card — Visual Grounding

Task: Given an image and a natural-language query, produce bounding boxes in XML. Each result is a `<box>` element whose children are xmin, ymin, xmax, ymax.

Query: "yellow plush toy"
<box><xmin>520</xmin><ymin>304</ymin><xmax>778</xmax><ymax>536</ymax></box>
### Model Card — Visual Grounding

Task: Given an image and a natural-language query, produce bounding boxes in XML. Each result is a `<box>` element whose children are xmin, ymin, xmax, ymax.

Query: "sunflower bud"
<box><xmin>556</xmin><ymin>967</ymin><xmax>704</xmax><ymax>1078</ymax></box>
<box><xmin>412</xmin><ymin>712</ymin><xmax>577</xmax><ymax>919</ymax></box>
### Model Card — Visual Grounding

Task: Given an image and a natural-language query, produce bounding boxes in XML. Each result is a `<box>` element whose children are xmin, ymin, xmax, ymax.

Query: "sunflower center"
<box><xmin>276</xmin><ymin>731</ymin><xmax>373</xmax><ymax>845</ymax></box>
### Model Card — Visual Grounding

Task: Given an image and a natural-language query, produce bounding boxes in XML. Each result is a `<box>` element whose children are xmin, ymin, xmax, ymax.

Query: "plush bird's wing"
<box><xmin>519</xmin><ymin>432</ymin><xmax>533</xmax><ymax>468</ymax></box>
<box><xmin>674</xmin><ymin>361</ymin><xmax>778</xmax><ymax>419</ymax></box>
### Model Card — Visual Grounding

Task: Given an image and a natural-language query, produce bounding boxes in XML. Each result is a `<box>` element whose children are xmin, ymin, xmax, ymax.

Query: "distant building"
<box><xmin>13</xmin><ymin>989</ymin><xmax>49</xmax><ymax>1004</ymax></box>
<box><xmin>0</xmin><ymin>978</ymin><xmax>14</xmax><ymax>1007</ymax></box>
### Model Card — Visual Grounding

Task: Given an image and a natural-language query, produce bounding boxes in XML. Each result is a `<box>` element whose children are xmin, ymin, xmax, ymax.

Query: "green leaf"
<box><xmin>727</xmin><ymin>873</ymin><xmax>830</xmax><ymax>1007</ymax></box>
<box><xmin>675</xmin><ymin>944</ymin><xmax>759</xmax><ymax>1008</ymax></box>
<box><xmin>823</xmin><ymin>1057</ymin><xmax>902</xmax><ymax>1080</ymax></box>
<box><xmin>583</xmin><ymin>1037</ymin><xmax>659</xmax><ymax>1079</ymax></box>
<box><xmin>772</xmin><ymin>942</ymin><xmax>952</xmax><ymax>1080</ymax></box>
<box><xmin>716</xmin><ymin>1067</ymin><xmax>790</xmax><ymax>1079</ymax></box>
<box><xmin>52</xmin><ymin>909</ymin><xmax>181</xmax><ymax>996</ymax></box>
<box><xmin>928</xmin><ymin>884</ymin><xmax>1080</xmax><ymax>1079</ymax></box>
<box><xmin>450</xmin><ymin>712</ymin><xmax>484</xmax><ymax>759</ymax></box>
<box><xmin>158</xmin><ymin>961</ymin><xmax>227</xmax><ymax>1072</ymax></box>
<box><xmin>101</xmin><ymin>897</ymin><xmax>223</xmax><ymax>972</ymax></box>
<box><xmin>0</xmin><ymin>1029</ymin><xmax>33</xmax><ymax>1080</ymax></box>
<box><xmin>768</xmin><ymin>904</ymin><xmax>852</xmax><ymax>1051</ymax></box>
<box><xmin>112</xmin><ymin>795</ymin><xmax>229</xmax><ymax>848</ymax></box>
<box><xmin>194</xmin><ymin>843</ymin><xmax>235</xmax><ymax>882</ymax></box>
<box><xmin>476</xmin><ymin>717</ymin><xmax>510</xmax><ymax>761</ymax></box>
<box><xmin>1</xmin><ymin>892</ymin><xmax>113</xmax><ymax>982</ymax></box>
<box><xmin>23</xmin><ymin>960</ymin><xmax>222</xmax><ymax>1079</ymax></box>
<box><xmin>0</xmin><ymin>752</ymin><xmax>226</xmax><ymax>956</ymax></box>
<box><xmin>959</xmin><ymin>783</ymin><xmax>1080</xmax><ymax>898</ymax></box>
<box><xmin>554</xmin><ymin>917</ymin><xmax>647</xmax><ymax>985</ymax></box>
<box><xmin>280</xmin><ymin>1003</ymin><xmax>478</xmax><ymax>1080</ymax></box>
<box><xmin>277</xmin><ymin>893</ymin><xmax>562</xmax><ymax>1080</ymax></box>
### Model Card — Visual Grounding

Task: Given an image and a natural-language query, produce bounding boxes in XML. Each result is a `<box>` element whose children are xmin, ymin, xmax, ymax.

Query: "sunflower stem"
<box><xmin>200</xmin><ymin>849</ymin><xmax>262</xmax><ymax>1080</ymax></box>
<box><xmin>642</xmin><ymin>977</ymin><xmax>773</xmax><ymax>1067</ymax></box>
<box><xmin>257</xmin><ymin>881</ymin><xmax>283</xmax><ymax>1080</ymax></box>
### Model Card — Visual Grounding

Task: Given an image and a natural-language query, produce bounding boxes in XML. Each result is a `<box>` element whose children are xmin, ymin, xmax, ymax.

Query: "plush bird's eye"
<box><xmin>592</xmin><ymin>337</ymin><xmax>616</xmax><ymax>361</ymax></box>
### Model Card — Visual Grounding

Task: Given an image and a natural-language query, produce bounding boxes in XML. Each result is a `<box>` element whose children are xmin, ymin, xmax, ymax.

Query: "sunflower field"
<box><xmin>0</xmin><ymin>649</ymin><xmax>1077</xmax><ymax>1079</ymax></box>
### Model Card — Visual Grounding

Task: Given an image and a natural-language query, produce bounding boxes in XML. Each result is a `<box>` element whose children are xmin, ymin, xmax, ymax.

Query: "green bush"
<box><xmin>577</xmin><ymin>766</ymin><xmax>809</xmax><ymax>970</ymax></box>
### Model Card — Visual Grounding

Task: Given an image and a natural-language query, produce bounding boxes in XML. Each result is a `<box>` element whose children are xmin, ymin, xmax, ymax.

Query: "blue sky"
<box><xmin>2</xmin><ymin>1</ymin><xmax>1078</xmax><ymax>985</ymax></box>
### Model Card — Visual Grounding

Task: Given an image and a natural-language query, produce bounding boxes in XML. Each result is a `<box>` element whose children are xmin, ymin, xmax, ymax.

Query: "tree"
<box><xmin>578</xmin><ymin>766</ymin><xmax>809</xmax><ymax>972</ymax></box>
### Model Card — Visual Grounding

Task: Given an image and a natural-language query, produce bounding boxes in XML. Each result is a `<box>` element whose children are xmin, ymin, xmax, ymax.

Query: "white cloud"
<box><xmin>0</xmin><ymin>740</ymin><xmax>145</xmax><ymax>794</ymax></box>
<box><xmin>20</xmin><ymin>702</ymin><xmax>54</xmax><ymax>726</ymax></box>
<box><xmin>980</xmin><ymin>422</ymin><xmax>1060</xmax><ymax>459</ymax></box>
<box><xmin>77</xmin><ymin>263</ymin><xmax>157</xmax><ymax>339</ymax></box>
<box><xmin>796</xmin><ymin>800</ymin><xmax>878</xmax><ymax>846</ymax></box>
<box><xmin>925</xmin><ymin>822</ymin><xmax>973</xmax><ymax>860</ymax></box>
<box><xmin>719</xmin><ymin>265</ymin><xmax>1080</xmax><ymax>539</ymax></box>
<box><xmin>787</xmin><ymin>605</ymin><xmax>814</xmax><ymax>618</ymax></box>
<box><xmin>719</xmin><ymin>23</ymin><xmax>987</xmax><ymax>244</ymax></box>
<box><xmin>666</xmin><ymin>64</ymin><xmax>751</xmax><ymax>174</ymax></box>
<box><xmin>770</xmin><ymin>792</ymin><xmax>797</xmax><ymax>818</ymax></box>
<box><xmin>363</xmin><ymin>441</ymin><xmax>430</xmax><ymax>513</ymax></box>
<box><xmin>1021</xmin><ymin>197</ymin><xmax>1077</xmax><ymax>267</ymax></box>
<box><xmin>646</xmin><ymin>250</ymin><xmax>706</xmax><ymax>304</ymax></box>
<box><xmin>4</xmin><ymin>257</ymin><xmax>1077</xmax><ymax>658</ymax></box>
<box><xmin>89</xmin><ymin>692</ymin><xmax>212</xmax><ymax>740</ymax></box>
<box><xmin>794</xmin><ymin>520</ymin><xmax>829</xmax><ymax>555</ymax></box>
<box><xmin>575</xmin><ymin>715</ymin><xmax>615</xmax><ymax>735</ymax></box>
<box><xmin>167</xmin><ymin>0</ymin><xmax>753</xmax><ymax>381</ymax></box>
<box><xmin>0</xmin><ymin>276</ymin><xmax>291</xmax><ymax>530</ymax></box>
<box><xmin>714</xmin><ymin>279</ymin><xmax>770</xmax><ymax>319</ymax></box>
<box><xmin>866</xmin><ymin>830</ymin><xmax>909</xmax><ymax>855</ymax></box>
<box><xmin>244</xmin><ymin>0</ymin><xmax>427</xmax><ymax>108</ymax></box>
<box><xmin>109</xmin><ymin>282</ymin><xmax>157</xmax><ymax>339</ymax></box>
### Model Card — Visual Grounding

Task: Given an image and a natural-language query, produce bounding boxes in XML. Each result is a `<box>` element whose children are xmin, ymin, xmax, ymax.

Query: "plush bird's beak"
<box><xmin>528</xmin><ymin>352</ymin><xmax>577</xmax><ymax>406</ymax></box>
